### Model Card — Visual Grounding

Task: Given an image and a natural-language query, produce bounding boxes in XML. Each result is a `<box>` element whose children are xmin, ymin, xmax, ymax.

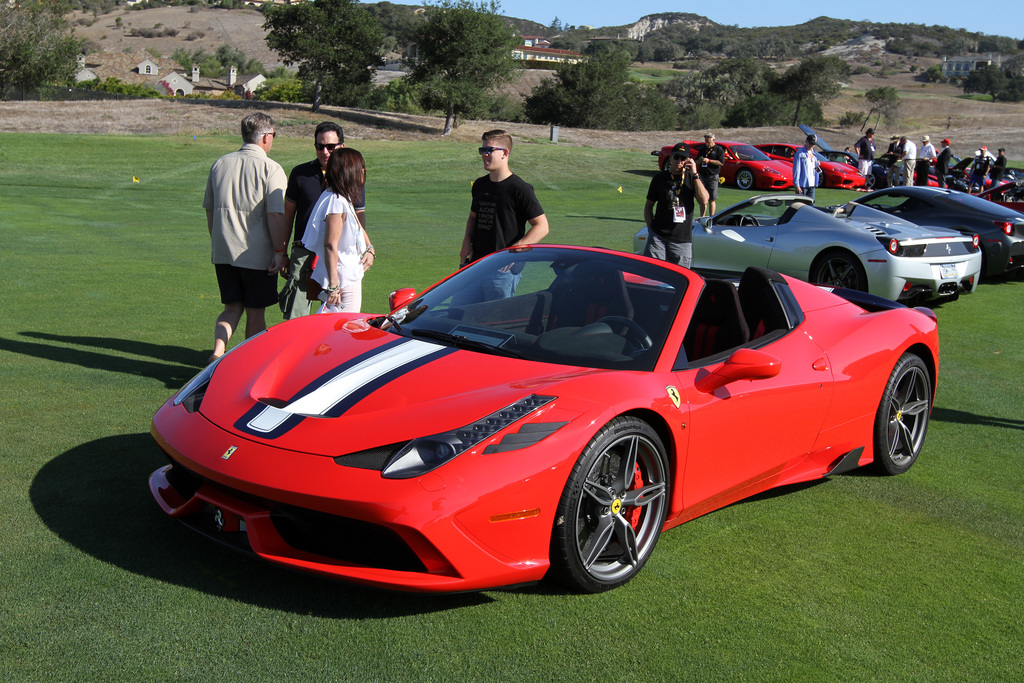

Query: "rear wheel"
<box><xmin>863</xmin><ymin>173</ymin><xmax>876</xmax><ymax>189</ymax></box>
<box><xmin>550</xmin><ymin>416</ymin><xmax>669</xmax><ymax>593</ymax></box>
<box><xmin>736</xmin><ymin>169</ymin><xmax>755</xmax><ymax>190</ymax></box>
<box><xmin>810</xmin><ymin>249</ymin><xmax>868</xmax><ymax>291</ymax></box>
<box><xmin>873</xmin><ymin>353</ymin><xmax>931</xmax><ymax>474</ymax></box>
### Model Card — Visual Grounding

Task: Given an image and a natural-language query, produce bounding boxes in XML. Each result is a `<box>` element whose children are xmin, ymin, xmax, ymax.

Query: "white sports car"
<box><xmin>634</xmin><ymin>195</ymin><xmax>982</xmax><ymax>305</ymax></box>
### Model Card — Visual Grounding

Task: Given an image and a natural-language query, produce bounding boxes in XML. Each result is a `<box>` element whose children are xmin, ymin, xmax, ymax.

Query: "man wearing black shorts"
<box><xmin>694</xmin><ymin>133</ymin><xmax>725</xmax><ymax>216</ymax></box>
<box><xmin>203</xmin><ymin>112</ymin><xmax>289</xmax><ymax>363</ymax></box>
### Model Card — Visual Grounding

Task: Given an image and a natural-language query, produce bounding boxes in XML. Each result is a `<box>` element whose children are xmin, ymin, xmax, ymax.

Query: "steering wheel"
<box><xmin>739</xmin><ymin>215</ymin><xmax>759</xmax><ymax>227</ymax></box>
<box><xmin>595</xmin><ymin>316</ymin><xmax>652</xmax><ymax>355</ymax></box>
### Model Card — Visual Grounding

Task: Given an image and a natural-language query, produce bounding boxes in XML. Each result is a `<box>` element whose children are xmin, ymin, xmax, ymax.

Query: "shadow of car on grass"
<box><xmin>30</xmin><ymin>433</ymin><xmax>494</xmax><ymax>617</ymax></box>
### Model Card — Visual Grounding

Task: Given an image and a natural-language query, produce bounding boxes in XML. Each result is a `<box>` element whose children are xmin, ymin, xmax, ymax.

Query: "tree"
<box><xmin>863</xmin><ymin>86</ymin><xmax>902</xmax><ymax>128</ymax></box>
<box><xmin>962</xmin><ymin>65</ymin><xmax>1008</xmax><ymax>101</ymax></box>
<box><xmin>526</xmin><ymin>50</ymin><xmax>676</xmax><ymax>131</ymax></box>
<box><xmin>264</xmin><ymin>0</ymin><xmax>383</xmax><ymax>112</ymax></box>
<box><xmin>0</xmin><ymin>1</ymin><xmax>82</xmax><ymax>93</ymax></box>
<box><xmin>406</xmin><ymin>0</ymin><xmax>520</xmax><ymax>135</ymax></box>
<box><xmin>775</xmin><ymin>55</ymin><xmax>848</xmax><ymax>126</ymax></box>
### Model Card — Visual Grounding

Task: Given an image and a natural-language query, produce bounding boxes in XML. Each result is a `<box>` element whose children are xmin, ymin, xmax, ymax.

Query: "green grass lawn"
<box><xmin>1</xmin><ymin>131</ymin><xmax>1022</xmax><ymax>681</ymax></box>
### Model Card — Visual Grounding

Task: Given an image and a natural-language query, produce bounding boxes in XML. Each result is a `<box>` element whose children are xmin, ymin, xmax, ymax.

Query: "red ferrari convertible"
<box><xmin>150</xmin><ymin>245</ymin><xmax>938</xmax><ymax>593</ymax></box>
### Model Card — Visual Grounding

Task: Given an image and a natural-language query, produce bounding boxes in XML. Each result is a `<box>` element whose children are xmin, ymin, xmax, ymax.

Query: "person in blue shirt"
<box><xmin>792</xmin><ymin>134</ymin><xmax>821</xmax><ymax>201</ymax></box>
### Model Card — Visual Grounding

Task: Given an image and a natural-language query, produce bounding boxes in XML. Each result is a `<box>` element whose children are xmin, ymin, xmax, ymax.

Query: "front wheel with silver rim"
<box><xmin>549</xmin><ymin>416</ymin><xmax>669</xmax><ymax>593</ymax></box>
<box><xmin>873</xmin><ymin>352</ymin><xmax>931</xmax><ymax>475</ymax></box>
<box><xmin>735</xmin><ymin>168</ymin><xmax>755</xmax><ymax>190</ymax></box>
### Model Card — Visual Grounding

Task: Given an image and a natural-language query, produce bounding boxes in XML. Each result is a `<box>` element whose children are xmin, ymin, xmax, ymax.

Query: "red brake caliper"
<box><xmin>628</xmin><ymin>463</ymin><xmax>643</xmax><ymax>527</ymax></box>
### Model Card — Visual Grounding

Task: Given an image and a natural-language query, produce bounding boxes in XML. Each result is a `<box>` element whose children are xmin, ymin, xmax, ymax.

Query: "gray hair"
<box><xmin>241</xmin><ymin>112</ymin><xmax>275</xmax><ymax>144</ymax></box>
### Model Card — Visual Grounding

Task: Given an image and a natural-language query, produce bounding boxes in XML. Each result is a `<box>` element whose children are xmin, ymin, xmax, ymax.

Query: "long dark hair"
<box><xmin>324</xmin><ymin>148</ymin><xmax>365</xmax><ymax>204</ymax></box>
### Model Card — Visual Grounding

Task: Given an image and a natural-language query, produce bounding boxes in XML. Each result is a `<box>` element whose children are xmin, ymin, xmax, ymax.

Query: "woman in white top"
<box><xmin>301</xmin><ymin>148</ymin><xmax>374</xmax><ymax>312</ymax></box>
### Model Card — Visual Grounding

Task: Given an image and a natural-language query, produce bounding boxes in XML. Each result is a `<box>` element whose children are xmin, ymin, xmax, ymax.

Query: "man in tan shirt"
<box><xmin>203</xmin><ymin>112</ymin><xmax>289</xmax><ymax>363</ymax></box>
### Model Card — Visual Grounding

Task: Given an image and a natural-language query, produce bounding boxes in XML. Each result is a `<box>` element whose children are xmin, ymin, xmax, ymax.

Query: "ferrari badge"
<box><xmin>221</xmin><ymin>446</ymin><xmax>238</xmax><ymax>460</ymax></box>
<box><xmin>666</xmin><ymin>386</ymin><xmax>681</xmax><ymax>409</ymax></box>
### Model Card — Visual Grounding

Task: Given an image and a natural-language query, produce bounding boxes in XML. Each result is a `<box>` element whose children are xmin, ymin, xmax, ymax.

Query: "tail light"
<box><xmin>994</xmin><ymin>221</ymin><xmax>1014</xmax><ymax>236</ymax></box>
<box><xmin>887</xmin><ymin>238</ymin><xmax>900</xmax><ymax>254</ymax></box>
<box><xmin>973</xmin><ymin>234</ymin><xmax>980</xmax><ymax>248</ymax></box>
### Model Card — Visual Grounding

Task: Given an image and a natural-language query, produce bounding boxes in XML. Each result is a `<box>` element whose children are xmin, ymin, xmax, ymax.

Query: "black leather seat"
<box><xmin>683</xmin><ymin>279</ymin><xmax>750</xmax><ymax>361</ymax></box>
<box><xmin>738</xmin><ymin>267</ymin><xmax>791</xmax><ymax>339</ymax></box>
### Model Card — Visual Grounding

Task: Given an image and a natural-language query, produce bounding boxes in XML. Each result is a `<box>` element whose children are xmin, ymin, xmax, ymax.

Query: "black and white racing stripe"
<box><xmin>233</xmin><ymin>337</ymin><xmax>457</xmax><ymax>439</ymax></box>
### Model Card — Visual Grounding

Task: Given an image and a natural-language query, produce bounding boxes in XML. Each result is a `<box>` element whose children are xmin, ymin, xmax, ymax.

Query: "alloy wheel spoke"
<box><xmin>621</xmin><ymin>482</ymin><xmax>666</xmax><ymax>508</ymax></box>
<box><xmin>612</xmin><ymin>514</ymin><xmax>639</xmax><ymax>567</ymax></box>
<box><xmin>581</xmin><ymin>514</ymin><xmax>616</xmax><ymax>569</ymax></box>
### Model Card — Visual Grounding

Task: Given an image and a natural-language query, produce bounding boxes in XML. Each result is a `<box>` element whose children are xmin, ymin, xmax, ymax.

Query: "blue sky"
<box><xmin>488</xmin><ymin>1</ymin><xmax>1023</xmax><ymax>41</ymax></box>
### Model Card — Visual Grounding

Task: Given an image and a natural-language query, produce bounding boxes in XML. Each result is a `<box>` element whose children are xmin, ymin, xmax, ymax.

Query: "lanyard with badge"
<box><xmin>671</xmin><ymin>175</ymin><xmax>687</xmax><ymax>223</ymax></box>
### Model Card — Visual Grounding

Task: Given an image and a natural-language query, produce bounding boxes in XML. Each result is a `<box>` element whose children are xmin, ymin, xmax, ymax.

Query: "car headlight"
<box><xmin>763</xmin><ymin>167</ymin><xmax>782</xmax><ymax>175</ymax></box>
<box><xmin>173</xmin><ymin>331</ymin><xmax>267</xmax><ymax>413</ymax></box>
<box><xmin>382</xmin><ymin>395</ymin><xmax>556</xmax><ymax>479</ymax></box>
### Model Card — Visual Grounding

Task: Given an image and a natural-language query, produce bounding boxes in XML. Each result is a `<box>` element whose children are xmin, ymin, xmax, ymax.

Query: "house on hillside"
<box><xmin>512</xmin><ymin>45</ymin><xmax>584</xmax><ymax>65</ymax></box>
<box><xmin>160</xmin><ymin>65</ymin><xmax>266</xmax><ymax>98</ymax></box>
<box><xmin>75</xmin><ymin>53</ymin><xmax>181</xmax><ymax>87</ymax></box>
<box><xmin>520</xmin><ymin>35</ymin><xmax>551</xmax><ymax>48</ymax></box>
<box><xmin>941</xmin><ymin>53</ymin><xmax>1003</xmax><ymax>79</ymax></box>
<box><xmin>75</xmin><ymin>53</ymin><xmax>265</xmax><ymax>97</ymax></box>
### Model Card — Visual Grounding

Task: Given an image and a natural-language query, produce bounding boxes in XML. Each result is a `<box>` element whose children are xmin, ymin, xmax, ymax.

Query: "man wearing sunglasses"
<box><xmin>279</xmin><ymin>121</ymin><xmax>367</xmax><ymax>319</ymax></box>
<box><xmin>643</xmin><ymin>142</ymin><xmax>708</xmax><ymax>268</ymax></box>
<box><xmin>460</xmin><ymin>130</ymin><xmax>548</xmax><ymax>298</ymax></box>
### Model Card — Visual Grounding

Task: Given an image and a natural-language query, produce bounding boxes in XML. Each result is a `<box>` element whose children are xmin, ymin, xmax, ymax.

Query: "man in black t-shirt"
<box><xmin>459</xmin><ymin>130</ymin><xmax>548</xmax><ymax>301</ymax></box>
<box><xmin>643</xmin><ymin>142</ymin><xmax>708</xmax><ymax>268</ymax></box>
<box><xmin>694</xmin><ymin>133</ymin><xmax>725</xmax><ymax>216</ymax></box>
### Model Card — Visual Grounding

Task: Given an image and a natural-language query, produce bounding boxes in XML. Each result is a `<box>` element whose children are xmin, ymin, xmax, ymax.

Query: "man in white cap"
<box><xmin>917</xmin><ymin>135</ymin><xmax>936</xmax><ymax>186</ymax></box>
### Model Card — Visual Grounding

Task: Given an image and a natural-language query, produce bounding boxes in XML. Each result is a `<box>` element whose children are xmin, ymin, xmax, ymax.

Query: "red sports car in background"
<box><xmin>975</xmin><ymin>179</ymin><xmax>1024</xmax><ymax>213</ymax></box>
<box><xmin>653</xmin><ymin>141</ymin><xmax>793</xmax><ymax>190</ymax></box>
<box><xmin>150</xmin><ymin>245</ymin><xmax>938</xmax><ymax>593</ymax></box>
<box><xmin>756</xmin><ymin>143</ymin><xmax>868</xmax><ymax>189</ymax></box>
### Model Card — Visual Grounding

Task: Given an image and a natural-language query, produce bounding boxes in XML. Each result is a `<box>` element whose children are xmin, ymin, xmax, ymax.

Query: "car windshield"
<box><xmin>730</xmin><ymin>144</ymin><xmax>772</xmax><ymax>161</ymax></box>
<box><xmin>374</xmin><ymin>247</ymin><xmax>689</xmax><ymax>371</ymax></box>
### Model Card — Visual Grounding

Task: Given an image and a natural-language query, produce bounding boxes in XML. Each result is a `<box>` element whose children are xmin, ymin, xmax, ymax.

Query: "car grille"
<box><xmin>162</xmin><ymin>457</ymin><xmax>427</xmax><ymax>573</ymax></box>
<box><xmin>271</xmin><ymin>506</ymin><xmax>427</xmax><ymax>573</ymax></box>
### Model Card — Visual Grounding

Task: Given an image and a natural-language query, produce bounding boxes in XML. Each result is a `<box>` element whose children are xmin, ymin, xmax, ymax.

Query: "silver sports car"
<box><xmin>634</xmin><ymin>194</ymin><xmax>982</xmax><ymax>304</ymax></box>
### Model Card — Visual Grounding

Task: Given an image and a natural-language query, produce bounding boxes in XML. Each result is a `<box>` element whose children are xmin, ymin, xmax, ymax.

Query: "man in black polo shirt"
<box><xmin>694</xmin><ymin>133</ymin><xmax>725</xmax><ymax>216</ymax></box>
<box><xmin>279</xmin><ymin>121</ymin><xmax>366</xmax><ymax>319</ymax></box>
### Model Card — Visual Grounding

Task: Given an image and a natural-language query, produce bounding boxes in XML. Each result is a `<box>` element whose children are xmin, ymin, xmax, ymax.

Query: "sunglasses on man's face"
<box><xmin>315</xmin><ymin>143</ymin><xmax>339</xmax><ymax>152</ymax></box>
<box><xmin>478</xmin><ymin>146</ymin><xmax>507</xmax><ymax>155</ymax></box>
<box><xmin>671</xmin><ymin>154</ymin><xmax>687</xmax><ymax>161</ymax></box>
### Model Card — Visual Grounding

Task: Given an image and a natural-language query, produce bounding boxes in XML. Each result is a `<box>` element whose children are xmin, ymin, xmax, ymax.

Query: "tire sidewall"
<box><xmin>549</xmin><ymin>416</ymin><xmax>669</xmax><ymax>593</ymax></box>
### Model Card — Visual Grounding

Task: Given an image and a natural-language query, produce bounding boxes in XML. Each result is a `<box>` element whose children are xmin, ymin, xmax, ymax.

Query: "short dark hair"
<box><xmin>482</xmin><ymin>129</ymin><xmax>513</xmax><ymax>152</ymax></box>
<box><xmin>314</xmin><ymin>121</ymin><xmax>344</xmax><ymax>144</ymax></box>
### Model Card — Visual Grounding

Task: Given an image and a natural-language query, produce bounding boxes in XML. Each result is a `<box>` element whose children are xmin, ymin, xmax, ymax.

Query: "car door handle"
<box><xmin>812</xmin><ymin>357</ymin><xmax>829</xmax><ymax>371</ymax></box>
<box><xmin>765</xmin><ymin>237</ymin><xmax>774</xmax><ymax>242</ymax></box>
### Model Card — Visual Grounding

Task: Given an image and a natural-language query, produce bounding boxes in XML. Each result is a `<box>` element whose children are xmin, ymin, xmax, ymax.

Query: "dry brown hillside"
<box><xmin>3</xmin><ymin>7</ymin><xmax>1018</xmax><ymax>158</ymax></box>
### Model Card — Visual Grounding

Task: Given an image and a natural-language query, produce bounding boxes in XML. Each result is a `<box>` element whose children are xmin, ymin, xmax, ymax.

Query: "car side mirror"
<box><xmin>695</xmin><ymin>347</ymin><xmax>782</xmax><ymax>394</ymax></box>
<box><xmin>389</xmin><ymin>288</ymin><xmax>417</xmax><ymax>311</ymax></box>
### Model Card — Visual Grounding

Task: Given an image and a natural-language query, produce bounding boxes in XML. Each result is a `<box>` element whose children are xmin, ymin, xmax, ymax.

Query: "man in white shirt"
<box><xmin>899</xmin><ymin>136</ymin><xmax>917</xmax><ymax>186</ymax></box>
<box><xmin>917</xmin><ymin>135</ymin><xmax>937</xmax><ymax>187</ymax></box>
